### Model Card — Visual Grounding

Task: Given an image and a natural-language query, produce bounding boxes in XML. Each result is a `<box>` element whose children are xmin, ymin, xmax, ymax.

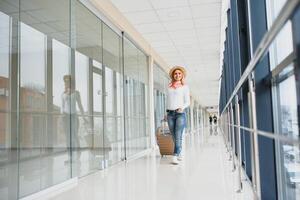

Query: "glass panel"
<box><xmin>18</xmin><ymin>0</ymin><xmax>71</xmax><ymax>198</ymax></box>
<box><xmin>0</xmin><ymin>7</ymin><xmax>18</xmax><ymax>200</ymax></box>
<box><xmin>51</xmin><ymin>39</ymin><xmax>71</xmax><ymax>185</ymax></box>
<box><xmin>105</xmin><ymin>67</ymin><xmax>114</xmax><ymax>114</ymax></box>
<box><xmin>266</xmin><ymin>0</ymin><xmax>293</xmax><ymax>69</ymax></box>
<box><xmin>102</xmin><ymin>23</ymin><xmax>123</xmax><ymax>164</ymax></box>
<box><xmin>19</xmin><ymin>22</ymin><xmax>46</xmax><ymax>197</ymax></box>
<box><xmin>73</xmin><ymin>51</ymin><xmax>89</xmax><ymax>176</ymax></box>
<box><xmin>124</xmin><ymin>38</ymin><xmax>149</xmax><ymax>158</ymax></box>
<box><xmin>266</xmin><ymin>0</ymin><xmax>298</xmax><ymax>199</ymax></box>
<box><xmin>153</xmin><ymin>63</ymin><xmax>169</xmax><ymax>132</ymax></box>
<box><xmin>93</xmin><ymin>73</ymin><xmax>102</xmax><ymax>113</ymax></box>
<box><xmin>276</xmin><ymin>75</ymin><xmax>300</xmax><ymax>200</ymax></box>
<box><xmin>74</xmin><ymin>0</ymin><xmax>103</xmax><ymax>176</ymax></box>
<box><xmin>20</xmin><ymin>0</ymin><xmax>70</xmax><ymax>46</ymax></box>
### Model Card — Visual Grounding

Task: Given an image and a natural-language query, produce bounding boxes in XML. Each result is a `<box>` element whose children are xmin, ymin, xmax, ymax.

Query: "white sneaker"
<box><xmin>177</xmin><ymin>154</ymin><xmax>183</xmax><ymax>161</ymax></box>
<box><xmin>172</xmin><ymin>156</ymin><xmax>179</xmax><ymax>165</ymax></box>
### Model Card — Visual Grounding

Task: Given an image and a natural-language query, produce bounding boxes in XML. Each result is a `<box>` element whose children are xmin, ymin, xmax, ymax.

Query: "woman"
<box><xmin>61</xmin><ymin>75</ymin><xmax>85</xmax><ymax>149</ymax></box>
<box><xmin>166</xmin><ymin>66</ymin><xmax>190</xmax><ymax>164</ymax></box>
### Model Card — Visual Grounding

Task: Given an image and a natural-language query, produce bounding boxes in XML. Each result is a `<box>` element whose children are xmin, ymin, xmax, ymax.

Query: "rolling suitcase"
<box><xmin>156</xmin><ymin>120</ymin><xmax>174</xmax><ymax>156</ymax></box>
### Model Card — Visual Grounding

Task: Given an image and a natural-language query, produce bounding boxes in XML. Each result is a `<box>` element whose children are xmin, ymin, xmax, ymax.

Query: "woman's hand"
<box><xmin>176</xmin><ymin>108</ymin><xmax>183</xmax><ymax>113</ymax></box>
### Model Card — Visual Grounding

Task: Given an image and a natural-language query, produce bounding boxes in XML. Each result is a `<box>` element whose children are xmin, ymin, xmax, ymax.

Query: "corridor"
<box><xmin>48</xmin><ymin>128</ymin><xmax>253</xmax><ymax>200</ymax></box>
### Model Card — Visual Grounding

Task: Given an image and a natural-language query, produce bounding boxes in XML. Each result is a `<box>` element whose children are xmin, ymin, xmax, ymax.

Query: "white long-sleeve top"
<box><xmin>167</xmin><ymin>85</ymin><xmax>190</xmax><ymax>111</ymax></box>
<box><xmin>61</xmin><ymin>90</ymin><xmax>81</xmax><ymax>114</ymax></box>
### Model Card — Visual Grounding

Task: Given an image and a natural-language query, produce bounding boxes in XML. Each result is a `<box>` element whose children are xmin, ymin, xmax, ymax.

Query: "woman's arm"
<box><xmin>182</xmin><ymin>86</ymin><xmax>190</xmax><ymax>109</ymax></box>
<box><xmin>76</xmin><ymin>91</ymin><xmax>85</xmax><ymax>115</ymax></box>
<box><xmin>61</xmin><ymin>93</ymin><xmax>65</xmax><ymax>114</ymax></box>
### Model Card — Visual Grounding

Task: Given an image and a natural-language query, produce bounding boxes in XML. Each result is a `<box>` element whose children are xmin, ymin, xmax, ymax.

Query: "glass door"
<box><xmin>92</xmin><ymin>65</ymin><xmax>106</xmax><ymax>170</ymax></box>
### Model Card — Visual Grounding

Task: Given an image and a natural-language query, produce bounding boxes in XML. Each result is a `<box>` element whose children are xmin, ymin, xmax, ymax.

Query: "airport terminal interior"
<box><xmin>0</xmin><ymin>0</ymin><xmax>300</xmax><ymax>199</ymax></box>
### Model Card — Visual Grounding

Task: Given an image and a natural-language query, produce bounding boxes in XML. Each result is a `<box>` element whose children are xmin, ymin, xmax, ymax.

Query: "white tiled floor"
<box><xmin>48</xmin><ymin>128</ymin><xmax>254</xmax><ymax>200</ymax></box>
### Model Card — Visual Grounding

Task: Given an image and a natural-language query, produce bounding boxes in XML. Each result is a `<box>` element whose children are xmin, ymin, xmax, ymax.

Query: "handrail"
<box><xmin>228</xmin><ymin>123</ymin><xmax>300</xmax><ymax>145</ymax></box>
<box><xmin>221</xmin><ymin>0</ymin><xmax>300</xmax><ymax>114</ymax></box>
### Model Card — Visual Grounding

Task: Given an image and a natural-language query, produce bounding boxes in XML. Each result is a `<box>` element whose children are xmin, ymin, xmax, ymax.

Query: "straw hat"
<box><xmin>169</xmin><ymin>66</ymin><xmax>187</xmax><ymax>79</ymax></box>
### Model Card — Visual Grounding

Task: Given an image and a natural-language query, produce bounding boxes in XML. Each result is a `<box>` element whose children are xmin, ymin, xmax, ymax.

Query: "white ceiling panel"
<box><xmin>189</xmin><ymin>0</ymin><xmax>220</xmax><ymax>5</ymax></box>
<box><xmin>110</xmin><ymin>0</ymin><xmax>153</xmax><ymax>12</ymax></box>
<box><xmin>169</xmin><ymin>29</ymin><xmax>197</xmax><ymax>39</ymax></box>
<box><xmin>191</xmin><ymin>3</ymin><xmax>221</xmax><ymax>19</ymax></box>
<box><xmin>156</xmin><ymin>7</ymin><xmax>192</xmax><ymax>22</ymax></box>
<box><xmin>110</xmin><ymin>0</ymin><xmax>222</xmax><ymax>108</ymax></box>
<box><xmin>155</xmin><ymin>45</ymin><xmax>177</xmax><ymax>53</ymax></box>
<box><xmin>151</xmin><ymin>40</ymin><xmax>174</xmax><ymax>48</ymax></box>
<box><xmin>124</xmin><ymin>10</ymin><xmax>159</xmax><ymax>24</ymax></box>
<box><xmin>143</xmin><ymin>32</ymin><xmax>171</xmax><ymax>42</ymax></box>
<box><xmin>150</xmin><ymin>0</ymin><xmax>189</xmax><ymax>9</ymax></box>
<box><xmin>135</xmin><ymin>22</ymin><xmax>165</xmax><ymax>34</ymax></box>
<box><xmin>163</xmin><ymin>20</ymin><xmax>194</xmax><ymax>32</ymax></box>
<box><xmin>194</xmin><ymin>17</ymin><xmax>220</xmax><ymax>28</ymax></box>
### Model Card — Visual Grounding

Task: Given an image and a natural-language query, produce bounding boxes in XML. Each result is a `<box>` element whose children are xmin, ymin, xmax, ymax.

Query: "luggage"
<box><xmin>156</xmin><ymin>121</ymin><xmax>174</xmax><ymax>156</ymax></box>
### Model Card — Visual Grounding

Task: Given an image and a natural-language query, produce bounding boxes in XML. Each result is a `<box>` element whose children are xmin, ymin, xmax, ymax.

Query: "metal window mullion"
<box><xmin>46</xmin><ymin>37</ymin><xmax>53</xmax><ymax>150</ymax></box>
<box><xmin>227</xmin><ymin>108</ymin><xmax>233</xmax><ymax>161</ymax></box>
<box><xmin>10</xmin><ymin>15</ymin><xmax>19</xmax><ymax>200</ymax></box>
<box><xmin>230</xmin><ymin>103</ymin><xmax>236</xmax><ymax>171</ymax></box>
<box><xmin>101</xmin><ymin>23</ymin><xmax>107</xmax><ymax>166</ymax></box>
<box><xmin>235</xmin><ymin>95</ymin><xmax>243</xmax><ymax>192</ymax></box>
<box><xmin>121</xmin><ymin>32</ymin><xmax>127</xmax><ymax>161</ymax></box>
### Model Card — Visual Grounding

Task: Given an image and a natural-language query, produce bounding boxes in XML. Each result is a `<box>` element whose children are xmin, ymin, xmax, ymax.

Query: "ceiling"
<box><xmin>109</xmin><ymin>0</ymin><xmax>222</xmax><ymax>108</ymax></box>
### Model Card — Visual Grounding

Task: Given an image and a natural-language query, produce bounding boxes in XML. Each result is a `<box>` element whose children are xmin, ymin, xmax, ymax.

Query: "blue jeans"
<box><xmin>167</xmin><ymin>111</ymin><xmax>186</xmax><ymax>156</ymax></box>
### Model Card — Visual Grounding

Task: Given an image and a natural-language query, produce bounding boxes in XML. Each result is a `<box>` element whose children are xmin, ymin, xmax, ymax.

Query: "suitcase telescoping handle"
<box><xmin>161</xmin><ymin>118</ymin><xmax>168</xmax><ymax>136</ymax></box>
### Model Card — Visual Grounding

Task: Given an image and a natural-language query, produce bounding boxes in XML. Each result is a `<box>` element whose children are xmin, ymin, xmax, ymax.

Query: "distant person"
<box><xmin>213</xmin><ymin>115</ymin><xmax>218</xmax><ymax>135</ymax></box>
<box><xmin>166</xmin><ymin>66</ymin><xmax>190</xmax><ymax>165</ymax></box>
<box><xmin>209</xmin><ymin>115</ymin><xmax>213</xmax><ymax>135</ymax></box>
<box><xmin>209</xmin><ymin>115</ymin><xmax>213</xmax><ymax>125</ymax></box>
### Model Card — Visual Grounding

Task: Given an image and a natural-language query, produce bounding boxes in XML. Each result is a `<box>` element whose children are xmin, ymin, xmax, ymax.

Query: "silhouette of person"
<box><xmin>209</xmin><ymin>115</ymin><xmax>213</xmax><ymax>135</ymax></box>
<box><xmin>213</xmin><ymin>115</ymin><xmax>218</xmax><ymax>135</ymax></box>
<box><xmin>61</xmin><ymin>75</ymin><xmax>86</xmax><ymax>156</ymax></box>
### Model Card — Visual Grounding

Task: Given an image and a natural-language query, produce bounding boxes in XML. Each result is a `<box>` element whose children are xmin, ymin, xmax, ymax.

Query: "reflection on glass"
<box><xmin>124</xmin><ymin>38</ymin><xmax>150</xmax><ymax>157</ymax></box>
<box><xmin>105</xmin><ymin>67</ymin><xmax>114</xmax><ymax>114</ymax></box>
<box><xmin>93</xmin><ymin>73</ymin><xmax>102</xmax><ymax>113</ymax></box>
<box><xmin>74</xmin><ymin>0</ymin><xmax>105</xmax><ymax>176</ymax></box>
<box><xmin>19</xmin><ymin>22</ymin><xmax>47</xmax><ymax>197</ymax></box>
<box><xmin>0</xmin><ymin>9</ymin><xmax>18</xmax><ymax>200</ymax></box>
<box><xmin>267</xmin><ymin>0</ymin><xmax>293</xmax><ymax>70</ymax></box>
<box><xmin>103</xmin><ymin>22</ymin><xmax>123</xmax><ymax>164</ymax></box>
<box><xmin>153</xmin><ymin>63</ymin><xmax>169</xmax><ymax>131</ymax></box>
<box><xmin>277</xmin><ymin>75</ymin><xmax>300</xmax><ymax>200</ymax></box>
<box><xmin>267</xmin><ymin>1</ymin><xmax>299</xmax><ymax>199</ymax></box>
<box><xmin>18</xmin><ymin>0</ymin><xmax>71</xmax><ymax>197</ymax></box>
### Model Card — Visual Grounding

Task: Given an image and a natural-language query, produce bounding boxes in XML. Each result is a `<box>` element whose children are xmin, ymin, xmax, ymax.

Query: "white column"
<box><xmin>148</xmin><ymin>56</ymin><xmax>155</xmax><ymax>149</ymax></box>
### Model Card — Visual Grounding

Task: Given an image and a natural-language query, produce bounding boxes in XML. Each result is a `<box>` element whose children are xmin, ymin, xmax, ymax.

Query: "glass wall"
<box><xmin>193</xmin><ymin>103</ymin><xmax>203</xmax><ymax>132</ymax></box>
<box><xmin>153</xmin><ymin>63</ymin><xmax>169</xmax><ymax>132</ymax></box>
<box><xmin>73</xmin><ymin>1</ymin><xmax>104</xmax><ymax>176</ymax></box>
<box><xmin>123</xmin><ymin>38</ymin><xmax>150</xmax><ymax>158</ymax></box>
<box><xmin>0</xmin><ymin>1</ymin><xmax>19</xmax><ymax>199</ymax></box>
<box><xmin>0</xmin><ymin>0</ymin><xmax>150</xmax><ymax>199</ymax></box>
<box><xmin>102</xmin><ymin>23</ymin><xmax>124</xmax><ymax>166</ymax></box>
<box><xmin>266</xmin><ymin>0</ymin><xmax>300</xmax><ymax>199</ymax></box>
<box><xmin>185</xmin><ymin>107</ymin><xmax>191</xmax><ymax>133</ymax></box>
<box><xmin>19</xmin><ymin>0</ymin><xmax>71</xmax><ymax>197</ymax></box>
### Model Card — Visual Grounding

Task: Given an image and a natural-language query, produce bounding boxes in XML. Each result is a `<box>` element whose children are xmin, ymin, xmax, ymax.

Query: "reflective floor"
<box><xmin>48</xmin><ymin>128</ymin><xmax>254</xmax><ymax>200</ymax></box>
